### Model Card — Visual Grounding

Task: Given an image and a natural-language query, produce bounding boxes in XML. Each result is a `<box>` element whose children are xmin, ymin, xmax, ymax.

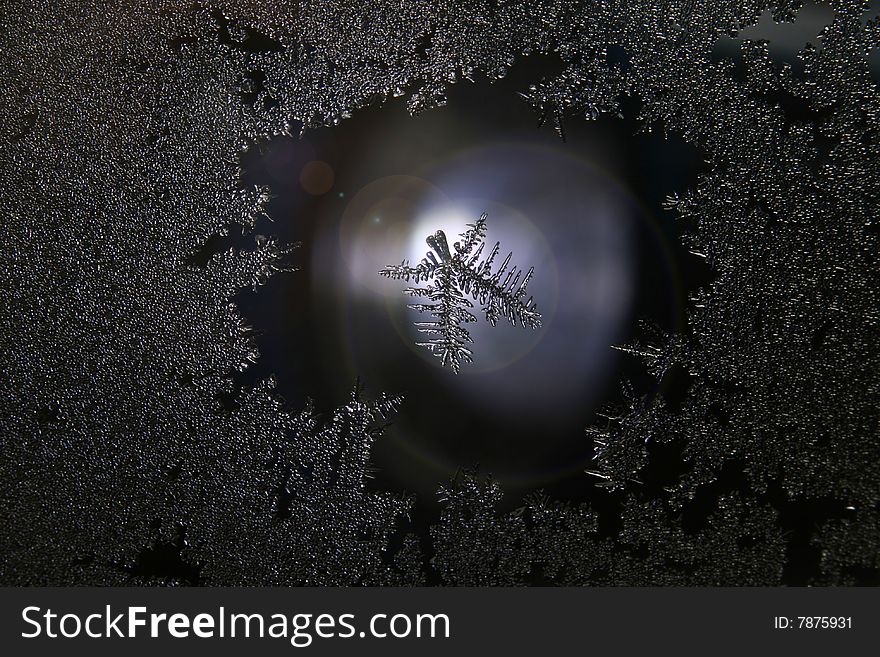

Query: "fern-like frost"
<box><xmin>380</xmin><ymin>214</ymin><xmax>542</xmax><ymax>372</ymax></box>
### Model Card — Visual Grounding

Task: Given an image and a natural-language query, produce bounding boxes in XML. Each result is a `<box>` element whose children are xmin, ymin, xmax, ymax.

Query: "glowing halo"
<box><xmin>308</xmin><ymin>135</ymin><xmax>686</xmax><ymax>492</ymax></box>
<box><xmin>336</xmin><ymin>174</ymin><xmax>449</xmax><ymax>295</ymax></box>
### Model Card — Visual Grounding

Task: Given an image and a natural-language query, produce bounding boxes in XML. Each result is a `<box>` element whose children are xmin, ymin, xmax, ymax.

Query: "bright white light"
<box><xmin>407</xmin><ymin>205</ymin><xmax>475</xmax><ymax>265</ymax></box>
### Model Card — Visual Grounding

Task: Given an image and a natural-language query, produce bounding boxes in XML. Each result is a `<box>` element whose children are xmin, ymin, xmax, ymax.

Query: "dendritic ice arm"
<box><xmin>455</xmin><ymin>242</ymin><xmax>541</xmax><ymax>329</ymax></box>
<box><xmin>380</xmin><ymin>213</ymin><xmax>542</xmax><ymax>372</ymax></box>
<box><xmin>406</xmin><ymin>270</ymin><xmax>476</xmax><ymax>373</ymax></box>
<box><xmin>377</xmin><ymin>259</ymin><xmax>437</xmax><ymax>284</ymax></box>
<box><xmin>453</xmin><ymin>214</ymin><xmax>489</xmax><ymax>257</ymax></box>
<box><xmin>451</xmin><ymin>215</ymin><xmax>541</xmax><ymax>328</ymax></box>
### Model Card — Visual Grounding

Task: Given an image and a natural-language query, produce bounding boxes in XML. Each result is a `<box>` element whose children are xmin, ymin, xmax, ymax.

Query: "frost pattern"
<box><xmin>431</xmin><ymin>471</ymin><xmax>784</xmax><ymax>586</ymax></box>
<box><xmin>380</xmin><ymin>214</ymin><xmax>542</xmax><ymax>372</ymax></box>
<box><xmin>0</xmin><ymin>0</ymin><xmax>877</xmax><ymax>585</ymax></box>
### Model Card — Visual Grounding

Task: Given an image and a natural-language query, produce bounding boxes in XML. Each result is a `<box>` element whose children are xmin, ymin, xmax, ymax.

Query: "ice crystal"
<box><xmin>380</xmin><ymin>214</ymin><xmax>541</xmax><ymax>372</ymax></box>
<box><xmin>1</xmin><ymin>0</ymin><xmax>877</xmax><ymax>586</ymax></box>
<box><xmin>430</xmin><ymin>471</ymin><xmax>784</xmax><ymax>586</ymax></box>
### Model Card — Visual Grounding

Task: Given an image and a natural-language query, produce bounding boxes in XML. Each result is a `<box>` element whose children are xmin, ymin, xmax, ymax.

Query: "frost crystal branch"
<box><xmin>380</xmin><ymin>214</ymin><xmax>542</xmax><ymax>373</ymax></box>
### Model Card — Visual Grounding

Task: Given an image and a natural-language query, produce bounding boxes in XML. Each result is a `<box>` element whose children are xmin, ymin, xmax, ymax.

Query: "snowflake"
<box><xmin>380</xmin><ymin>213</ymin><xmax>542</xmax><ymax>372</ymax></box>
